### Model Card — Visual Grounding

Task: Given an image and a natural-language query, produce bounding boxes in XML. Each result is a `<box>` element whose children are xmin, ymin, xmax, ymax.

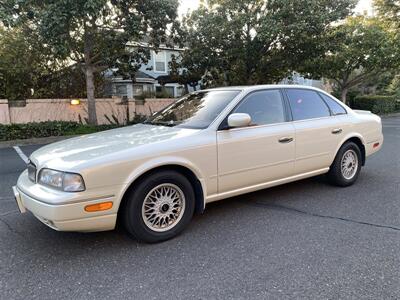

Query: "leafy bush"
<box><xmin>352</xmin><ymin>95</ymin><xmax>398</xmax><ymax>114</ymax></box>
<box><xmin>396</xmin><ymin>99</ymin><xmax>400</xmax><ymax>111</ymax></box>
<box><xmin>135</xmin><ymin>91</ymin><xmax>156</xmax><ymax>100</ymax></box>
<box><xmin>128</xmin><ymin>114</ymin><xmax>148</xmax><ymax>125</ymax></box>
<box><xmin>0</xmin><ymin>121</ymin><xmax>119</xmax><ymax>141</ymax></box>
<box><xmin>135</xmin><ymin>89</ymin><xmax>174</xmax><ymax>100</ymax></box>
<box><xmin>156</xmin><ymin>90</ymin><xmax>174</xmax><ymax>99</ymax></box>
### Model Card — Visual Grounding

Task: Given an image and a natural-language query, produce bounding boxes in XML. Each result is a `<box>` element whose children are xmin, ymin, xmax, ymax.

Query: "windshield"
<box><xmin>144</xmin><ymin>90</ymin><xmax>241</xmax><ymax>129</ymax></box>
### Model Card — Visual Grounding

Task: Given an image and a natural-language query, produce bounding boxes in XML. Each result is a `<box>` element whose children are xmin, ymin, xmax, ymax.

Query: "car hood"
<box><xmin>30</xmin><ymin>124</ymin><xmax>199</xmax><ymax>169</ymax></box>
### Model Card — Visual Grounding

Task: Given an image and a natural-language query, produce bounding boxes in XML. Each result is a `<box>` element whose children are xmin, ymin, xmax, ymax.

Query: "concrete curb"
<box><xmin>0</xmin><ymin>135</ymin><xmax>79</xmax><ymax>149</ymax></box>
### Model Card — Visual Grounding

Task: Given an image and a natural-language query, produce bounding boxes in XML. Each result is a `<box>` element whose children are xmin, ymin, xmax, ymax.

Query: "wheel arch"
<box><xmin>117</xmin><ymin>159</ymin><xmax>206</xmax><ymax>223</ymax></box>
<box><xmin>335</xmin><ymin>135</ymin><xmax>366</xmax><ymax>166</ymax></box>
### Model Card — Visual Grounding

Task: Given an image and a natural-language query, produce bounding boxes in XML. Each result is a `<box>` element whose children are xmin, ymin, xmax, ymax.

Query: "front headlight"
<box><xmin>38</xmin><ymin>169</ymin><xmax>85</xmax><ymax>192</ymax></box>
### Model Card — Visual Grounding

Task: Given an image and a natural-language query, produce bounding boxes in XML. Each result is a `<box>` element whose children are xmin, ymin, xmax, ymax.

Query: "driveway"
<box><xmin>1</xmin><ymin>116</ymin><xmax>399</xmax><ymax>299</ymax></box>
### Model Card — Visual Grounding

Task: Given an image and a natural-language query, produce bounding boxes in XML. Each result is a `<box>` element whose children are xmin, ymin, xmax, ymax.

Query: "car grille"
<box><xmin>27</xmin><ymin>162</ymin><xmax>37</xmax><ymax>183</ymax></box>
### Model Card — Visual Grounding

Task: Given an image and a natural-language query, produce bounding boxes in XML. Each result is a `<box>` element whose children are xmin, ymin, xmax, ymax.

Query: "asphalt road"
<box><xmin>1</xmin><ymin>117</ymin><xmax>399</xmax><ymax>300</ymax></box>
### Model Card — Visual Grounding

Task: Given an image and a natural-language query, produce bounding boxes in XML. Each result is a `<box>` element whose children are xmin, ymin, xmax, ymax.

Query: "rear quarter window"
<box><xmin>319</xmin><ymin>93</ymin><xmax>347</xmax><ymax>115</ymax></box>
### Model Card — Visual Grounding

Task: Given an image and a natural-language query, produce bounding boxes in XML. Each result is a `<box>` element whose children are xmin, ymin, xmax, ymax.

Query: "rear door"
<box><xmin>217</xmin><ymin>89</ymin><xmax>295</xmax><ymax>193</ymax></box>
<box><xmin>285</xmin><ymin>88</ymin><xmax>344</xmax><ymax>174</ymax></box>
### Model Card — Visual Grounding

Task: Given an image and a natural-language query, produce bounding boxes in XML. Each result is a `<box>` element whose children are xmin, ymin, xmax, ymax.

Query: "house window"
<box><xmin>133</xmin><ymin>84</ymin><xmax>144</xmax><ymax>96</ymax></box>
<box><xmin>176</xmin><ymin>86</ymin><xmax>184</xmax><ymax>97</ymax></box>
<box><xmin>115</xmin><ymin>84</ymin><xmax>127</xmax><ymax>96</ymax></box>
<box><xmin>154</xmin><ymin>51</ymin><xmax>166</xmax><ymax>72</ymax></box>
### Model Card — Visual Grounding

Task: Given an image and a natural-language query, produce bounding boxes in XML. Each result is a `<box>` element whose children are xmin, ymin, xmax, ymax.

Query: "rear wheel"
<box><xmin>123</xmin><ymin>170</ymin><xmax>195</xmax><ymax>243</ymax></box>
<box><xmin>327</xmin><ymin>142</ymin><xmax>362</xmax><ymax>187</ymax></box>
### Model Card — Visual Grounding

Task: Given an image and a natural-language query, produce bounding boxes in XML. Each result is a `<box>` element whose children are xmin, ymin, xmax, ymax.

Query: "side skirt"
<box><xmin>205</xmin><ymin>168</ymin><xmax>330</xmax><ymax>204</ymax></box>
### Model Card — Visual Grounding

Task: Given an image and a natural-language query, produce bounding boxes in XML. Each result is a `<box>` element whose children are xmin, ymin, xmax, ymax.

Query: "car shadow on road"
<box><xmin>1</xmin><ymin>173</ymin><xmax>378</xmax><ymax>254</ymax></box>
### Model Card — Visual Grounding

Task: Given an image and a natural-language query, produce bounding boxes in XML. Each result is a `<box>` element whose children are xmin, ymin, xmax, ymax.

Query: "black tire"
<box><xmin>122</xmin><ymin>170</ymin><xmax>195</xmax><ymax>243</ymax></box>
<box><xmin>327</xmin><ymin>141</ymin><xmax>362</xmax><ymax>187</ymax></box>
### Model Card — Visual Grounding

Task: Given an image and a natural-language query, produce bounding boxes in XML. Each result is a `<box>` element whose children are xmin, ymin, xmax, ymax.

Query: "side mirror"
<box><xmin>227</xmin><ymin>113</ymin><xmax>251</xmax><ymax>128</ymax></box>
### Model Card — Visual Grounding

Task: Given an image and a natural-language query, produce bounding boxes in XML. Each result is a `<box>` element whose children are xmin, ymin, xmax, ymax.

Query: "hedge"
<box><xmin>352</xmin><ymin>95</ymin><xmax>399</xmax><ymax>114</ymax></box>
<box><xmin>0</xmin><ymin>121</ymin><xmax>119</xmax><ymax>141</ymax></box>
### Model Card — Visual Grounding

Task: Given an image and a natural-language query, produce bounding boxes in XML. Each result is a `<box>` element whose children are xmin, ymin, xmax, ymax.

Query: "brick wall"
<box><xmin>0</xmin><ymin>98</ymin><xmax>175</xmax><ymax>125</ymax></box>
<box><xmin>0</xmin><ymin>100</ymin><xmax>11</xmax><ymax>124</ymax></box>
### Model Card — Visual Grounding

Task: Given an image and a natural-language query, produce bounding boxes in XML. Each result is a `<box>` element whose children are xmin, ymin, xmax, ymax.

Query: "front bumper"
<box><xmin>14</xmin><ymin>171</ymin><xmax>121</xmax><ymax>232</ymax></box>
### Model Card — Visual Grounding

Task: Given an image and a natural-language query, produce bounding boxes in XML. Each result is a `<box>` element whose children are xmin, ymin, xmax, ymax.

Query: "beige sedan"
<box><xmin>13</xmin><ymin>85</ymin><xmax>383</xmax><ymax>243</ymax></box>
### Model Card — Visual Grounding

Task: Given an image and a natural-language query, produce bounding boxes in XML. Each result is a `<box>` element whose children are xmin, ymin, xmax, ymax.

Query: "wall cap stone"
<box><xmin>144</xmin><ymin>98</ymin><xmax>177</xmax><ymax>101</ymax></box>
<box><xmin>26</xmin><ymin>98</ymin><xmax>120</xmax><ymax>104</ymax></box>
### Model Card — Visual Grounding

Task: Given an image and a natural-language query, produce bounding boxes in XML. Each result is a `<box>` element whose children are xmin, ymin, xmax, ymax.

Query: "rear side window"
<box><xmin>234</xmin><ymin>90</ymin><xmax>286</xmax><ymax>125</ymax></box>
<box><xmin>319</xmin><ymin>93</ymin><xmax>347</xmax><ymax>115</ymax></box>
<box><xmin>286</xmin><ymin>89</ymin><xmax>330</xmax><ymax>121</ymax></box>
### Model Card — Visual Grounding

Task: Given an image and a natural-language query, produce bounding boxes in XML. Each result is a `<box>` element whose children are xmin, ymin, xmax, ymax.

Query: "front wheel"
<box><xmin>327</xmin><ymin>141</ymin><xmax>362</xmax><ymax>187</ymax></box>
<box><xmin>122</xmin><ymin>170</ymin><xmax>195</xmax><ymax>243</ymax></box>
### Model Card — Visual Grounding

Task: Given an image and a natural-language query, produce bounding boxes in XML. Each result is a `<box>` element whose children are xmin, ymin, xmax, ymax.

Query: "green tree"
<box><xmin>179</xmin><ymin>0</ymin><xmax>356</xmax><ymax>87</ymax></box>
<box><xmin>168</xmin><ymin>54</ymin><xmax>202</xmax><ymax>93</ymax></box>
<box><xmin>301</xmin><ymin>16</ymin><xmax>396</xmax><ymax>104</ymax></box>
<box><xmin>374</xmin><ymin>0</ymin><xmax>400</xmax><ymax>97</ymax></box>
<box><xmin>0</xmin><ymin>26</ymin><xmax>55</xmax><ymax>100</ymax></box>
<box><xmin>1</xmin><ymin>0</ymin><xmax>179</xmax><ymax>124</ymax></box>
<box><xmin>375</xmin><ymin>0</ymin><xmax>400</xmax><ymax>30</ymax></box>
<box><xmin>0</xmin><ymin>25</ymin><xmax>104</xmax><ymax>100</ymax></box>
<box><xmin>386</xmin><ymin>74</ymin><xmax>400</xmax><ymax>97</ymax></box>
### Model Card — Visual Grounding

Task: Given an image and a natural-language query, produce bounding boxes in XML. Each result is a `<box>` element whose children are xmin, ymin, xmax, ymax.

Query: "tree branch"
<box><xmin>345</xmin><ymin>71</ymin><xmax>374</xmax><ymax>88</ymax></box>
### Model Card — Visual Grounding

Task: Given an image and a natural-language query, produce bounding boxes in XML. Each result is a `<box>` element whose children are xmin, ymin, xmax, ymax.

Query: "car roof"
<box><xmin>201</xmin><ymin>84</ymin><xmax>327</xmax><ymax>93</ymax></box>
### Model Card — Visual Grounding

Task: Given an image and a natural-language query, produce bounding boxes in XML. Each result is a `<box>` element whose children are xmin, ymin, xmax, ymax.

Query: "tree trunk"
<box><xmin>341</xmin><ymin>88</ymin><xmax>348</xmax><ymax>105</ymax></box>
<box><xmin>223</xmin><ymin>71</ymin><xmax>229</xmax><ymax>86</ymax></box>
<box><xmin>83</xmin><ymin>24</ymin><xmax>97</xmax><ymax>125</ymax></box>
<box><xmin>85</xmin><ymin>66</ymin><xmax>97</xmax><ymax>125</ymax></box>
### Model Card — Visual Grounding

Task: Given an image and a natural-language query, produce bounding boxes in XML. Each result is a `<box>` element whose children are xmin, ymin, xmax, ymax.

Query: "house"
<box><xmin>106</xmin><ymin>45</ymin><xmax>328</xmax><ymax>99</ymax></box>
<box><xmin>279</xmin><ymin>72</ymin><xmax>326</xmax><ymax>89</ymax></box>
<box><xmin>107</xmin><ymin>43</ymin><xmax>200</xmax><ymax>99</ymax></box>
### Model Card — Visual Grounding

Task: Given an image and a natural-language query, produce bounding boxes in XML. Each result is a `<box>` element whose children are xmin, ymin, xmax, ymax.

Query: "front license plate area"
<box><xmin>12</xmin><ymin>186</ymin><xmax>26</xmax><ymax>213</ymax></box>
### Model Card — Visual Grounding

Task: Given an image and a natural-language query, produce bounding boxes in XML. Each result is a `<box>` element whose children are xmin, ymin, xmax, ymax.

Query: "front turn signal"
<box><xmin>84</xmin><ymin>202</ymin><xmax>113</xmax><ymax>212</ymax></box>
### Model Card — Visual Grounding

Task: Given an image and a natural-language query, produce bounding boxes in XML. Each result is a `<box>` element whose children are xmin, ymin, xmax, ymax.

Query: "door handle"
<box><xmin>278</xmin><ymin>137</ymin><xmax>294</xmax><ymax>143</ymax></box>
<box><xmin>331</xmin><ymin>128</ymin><xmax>343</xmax><ymax>134</ymax></box>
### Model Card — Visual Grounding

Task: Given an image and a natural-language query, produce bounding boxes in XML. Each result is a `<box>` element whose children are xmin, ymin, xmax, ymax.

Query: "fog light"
<box><xmin>84</xmin><ymin>202</ymin><xmax>113</xmax><ymax>212</ymax></box>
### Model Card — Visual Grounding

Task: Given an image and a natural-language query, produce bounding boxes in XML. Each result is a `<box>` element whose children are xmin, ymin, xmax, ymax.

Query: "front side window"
<box><xmin>145</xmin><ymin>90</ymin><xmax>240</xmax><ymax>129</ymax></box>
<box><xmin>233</xmin><ymin>90</ymin><xmax>286</xmax><ymax>125</ymax></box>
<box><xmin>319</xmin><ymin>93</ymin><xmax>347</xmax><ymax>115</ymax></box>
<box><xmin>286</xmin><ymin>89</ymin><xmax>330</xmax><ymax>121</ymax></box>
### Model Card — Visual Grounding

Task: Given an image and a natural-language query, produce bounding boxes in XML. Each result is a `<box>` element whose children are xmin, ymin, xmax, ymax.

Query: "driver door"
<box><xmin>217</xmin><ymin>89</ymin><xmax>295</xmax><ymax>193</ymax></box>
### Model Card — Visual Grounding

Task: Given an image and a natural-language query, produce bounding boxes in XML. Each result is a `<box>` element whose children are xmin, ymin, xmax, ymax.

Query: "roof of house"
<box><xmin>108</xmin><ymin>70</ymin><xmax>156</xmax><ymax>83</ymax></box>
<box><xmin>136</xmin><ymin>70</ymin><xmax>155</xmax><ymax>80</ymax></box>
<box><xmin>127</xmin><ymin>41</ymin><xmax>186</xmax><ymax>51</ymax></box>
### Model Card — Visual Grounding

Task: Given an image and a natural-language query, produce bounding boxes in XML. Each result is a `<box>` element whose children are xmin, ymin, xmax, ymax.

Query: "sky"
<box><xmin>178</xmin><ymin>0</ymin><xmax>374</xmax><ymax>16</ymax></box>
<box><xmin>355</xmin><ymin>0</ymin><xmax>374</xmax><ymax>15</ymax></box>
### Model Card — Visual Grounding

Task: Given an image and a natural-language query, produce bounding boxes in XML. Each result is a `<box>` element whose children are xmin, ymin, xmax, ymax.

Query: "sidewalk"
<box><xmin>0</xmin><ymin>135</ymin><xmax>77</xmax><ymax>149</ymax></box>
